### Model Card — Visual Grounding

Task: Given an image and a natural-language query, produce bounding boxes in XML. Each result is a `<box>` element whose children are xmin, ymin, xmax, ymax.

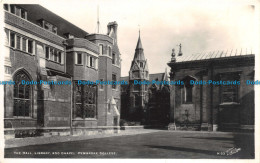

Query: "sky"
<box><xmin>39</xmin><ymin>0</ymin><xmax>258</xmax><ymax>76</ymax></box>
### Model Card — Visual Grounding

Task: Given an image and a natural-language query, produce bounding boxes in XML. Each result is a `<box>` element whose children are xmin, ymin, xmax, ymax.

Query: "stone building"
<box><xmin>167</xmin><ymin>47</ymin><xmax>255</xmax><ymax>131</ymax></box>
<box><xmin>121</xmin><ymin>33</ymin><xmax>170</xmax><ymax>125</ymax></box>
<box><xmin>3</xmin><ymin>4</ymin><xmax>121</xmax><ymax>139</ymax></box>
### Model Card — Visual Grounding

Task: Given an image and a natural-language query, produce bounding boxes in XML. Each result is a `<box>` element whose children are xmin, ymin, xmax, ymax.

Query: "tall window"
<box><xmin>10</xmin><ymin>5</ymin><xmax>15</xmax><ymax>14</ymax></box>
<box><xmin>28</xmin><ymin>40</ymin><xmax>33</xmax><ymax>54</ymax></box>
<box><xmin>22</xmin><ymin>38</ymin><xmax>26</xmax><ymax>51</ymax></box>
<box><xmin>54</xmin><ymin>50</ymin><xmax>58</xmax><ymax>62</ymax></box>
<box><xmin>182</xmin><ymin>76</ymin><xmax>195</xmax><ymax>104</ymax></box>
<box><xmin>108</xmin><ymin>46</ymin><xmax>112</xmax><ymax>56</ymax></box>
<box><xmin>76</xmin><ymin>53</ymin><xmax>82</xmax><ymax>65</ymax></box>
<box><xmin>90</xmin><ymin>56</ymin><xmax>93</xmax><ymax>67</ymax></box>
<box><xmin>112</xmin><ymin>74</ymin><xmax>117</xmax><ymax>89</ymax></box>
<box><xmin>184</xmin><ymin>85</ymin><xmax>193</xmax><ymax>103</ymax></box>
<box><xmin>45</xmin><ymin>46</ymin><xmax>49</xmax><ymax>59</ymax></box>
<box><xmin>58</xmin><ymin>52</ymin><xmax>62</xmax><ymax>63</ymax></box>
<box><xmin>140</xmin><ymin>62</ymin><xmax>143</xmax><ymax>68</ymax></box>
<box><xmin>13</xmin><ymin>71</ymin><xmax>32</xmax><ymax>117</ymax></box>
<box><xmin>10</xmin><ymin>32</ymin><xmax>15</xmax><ymax>48</ymax></box>
<box><xmin>16</xmin><ymin>35</ymin><xmax>21</xmax><ymax>50</ymax></box>
<box><xmin>112</xmin><ymin>53</ymin><xmax>116</xmax><ymax>64</ymax></box>
<box><xmin>21</xmin><ymin>9</ymin><xmax>26</xmax><ymax>19</ymax></box>
<box><xmin>99</xmin><ymin>44</ymin><xmax>103</xmax><ymax>55</ymax></box>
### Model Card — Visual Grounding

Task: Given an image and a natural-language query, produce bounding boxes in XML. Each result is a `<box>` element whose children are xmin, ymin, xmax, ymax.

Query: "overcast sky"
<box><xmin>40</xmin><ymin>0</ymin><xmax>257</xmax><ymax>76</ymax></box>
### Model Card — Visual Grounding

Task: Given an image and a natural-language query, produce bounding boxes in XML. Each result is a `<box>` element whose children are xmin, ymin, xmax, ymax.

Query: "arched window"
<box><xmin>182</xmin><ymin>75</ymin><xmax>196</xmax><ymax>104</ymax></box>
<box><xmin>13</xmin><ymin>70</ymin><xmax>32</xmax><ymax>117</ymax></box>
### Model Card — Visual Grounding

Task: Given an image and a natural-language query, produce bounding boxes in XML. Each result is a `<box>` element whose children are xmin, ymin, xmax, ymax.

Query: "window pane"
<box><xmin>4</xmin><ymin>4</ymin><xmax>8</xmax><ymax>11</ymax></box>
<box><xmin>21</xmin><ymin>9</ymin><xmax>25</xmax><ymax>18</ymax></box>
<box><xmin>10</xmin><ymin>33</ymin><xmax>15</xmax><ymax>48</ymax></box>
<box><xmin>16</xmin><ymin>35</ymin><xmax>20</xmax><ymax>50</ymax></box>
<box><xmin>54</xmin><ymin>50</ymin><xmax>57</xmax><ymax>62</ymax></box>
<box><xmin>22</xmin><ymin>38</ymin><xmax>26</xmax><ymax>51</ymax></box>
<box><xmin>99</xmin><ymin>45</ymin><xmax>103</xmax><ymax>55</ymax></box>
<box><xmin>45</xmin><ymin>47</ymin><xmax>49</xmax><ymax>59</ymax></box>
<box><xmin>77</xmin><ymin>53</ymin><xmax>82</xmax><ymax>64</ymax></box>
<box><xmin>28</xmin><ymin>40</ymin><xmax>33</xmax><ymax>53</ymax></box>
<box><xmin>58</xmin><ymin>52</ymin><xmax>61</xmax><ymax>63</ymax></box>
<box><xmin>90</xmin><ymin>57</ymin><xmax>93</xmax><ymax>67</ymax></box>
<box><xmin>13</xmin><ymin>71</ymin><xmax>31</xmax><ymax>117</ymax></box>
<box><xmin>10</xmin><ymin>5</ymin><xmax>15</xmax><ymax>14</ymax></box>
<box><xmin>112</xmin><ymin>53</ymin><xmax>115</xmax><ymax>64</ymax></box>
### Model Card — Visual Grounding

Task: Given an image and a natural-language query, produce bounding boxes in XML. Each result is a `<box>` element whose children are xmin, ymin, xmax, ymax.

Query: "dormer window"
<box><xmin>5</xmin><ymin>5</ymin><xmax>27</xmax><ymax>19</ymax></box>
<box><xmin>38</xmin><ymin>19</ymin><xmax>58</xmax><ymax>34</ymax></box>
<box><xmin>10</xmin><ymin>5</ymin><xmax>15</xmax><ymax>14</ymax></box>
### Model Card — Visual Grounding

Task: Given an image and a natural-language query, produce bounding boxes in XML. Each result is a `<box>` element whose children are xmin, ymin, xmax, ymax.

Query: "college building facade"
<box><xmin>167</xmin><ymin>48</ymin><xmax>255</xmax><ymax>131</ymax></box>
<box><xmin>3</xmin><ymin>4</ymin><xmax>121</xmax><ymax>139</ymax></box>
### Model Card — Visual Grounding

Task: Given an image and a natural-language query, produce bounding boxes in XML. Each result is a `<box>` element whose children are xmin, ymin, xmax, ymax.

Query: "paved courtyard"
<box><xmin>5</xmin><ymin>130</ymin><xmax>254</xmax><ymax>159</ymax></box>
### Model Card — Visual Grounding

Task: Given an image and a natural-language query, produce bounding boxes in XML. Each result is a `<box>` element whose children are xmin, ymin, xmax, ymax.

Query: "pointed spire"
<box><xmin>136</xmin><ymin>26</ymin><xmax>143</xmax><ymax>49</ymax></box>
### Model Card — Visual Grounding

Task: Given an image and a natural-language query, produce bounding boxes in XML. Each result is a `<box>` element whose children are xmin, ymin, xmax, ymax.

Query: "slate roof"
<box><xmin>176</xmin><ymin>48</ymin><xmax>255</xmax><ymax>63</ymax></box>
<box><xmin>18</xmin><ymin>5</ymin><xmax>88</xmax><ymax>38</ymax></box>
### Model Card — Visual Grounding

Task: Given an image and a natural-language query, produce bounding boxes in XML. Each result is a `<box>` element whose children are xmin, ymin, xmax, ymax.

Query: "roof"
<box><xmin>18</xmin><ymin>5</ymin><xmax>88</xmax><ymax>38</ymax></box>
<box><xmin>121</xmin><ymin>76</ymin><xmax>129</xmax><ymax>82</ymax></box>
<box><xmin>148</xmin><ymin>73</ymin><xmax>165</xmax><ymax>82</ymax></box>
<box><xmin>121</xmin><ymin>73</ymin><xmax>166</xmax><ymax>82</ymax></box>
<box><xmin>176</xmin><ymin>49</ymin><xmax>254</xmax><ymax>63</ymax></box>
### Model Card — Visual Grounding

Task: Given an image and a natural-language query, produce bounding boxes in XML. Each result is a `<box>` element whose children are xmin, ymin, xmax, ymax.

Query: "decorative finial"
<box><xmin>178</xmin><ymin>43</ymin><xmax>183</xmax><ymax>56</ymax></box>
<box><xmin>171</xmin><ymin>48</ymin><xmax>176</xmax><ymax>62</ymax></box>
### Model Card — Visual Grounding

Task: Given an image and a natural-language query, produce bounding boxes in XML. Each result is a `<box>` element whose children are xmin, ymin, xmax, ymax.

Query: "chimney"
<box><xmin>107</xmin><ymin>21</ymin><xmax>118</xmax><ymax>40</ymax></box>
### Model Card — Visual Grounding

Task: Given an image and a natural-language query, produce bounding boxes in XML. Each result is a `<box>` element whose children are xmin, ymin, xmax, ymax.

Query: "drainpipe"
<box><xmin>70</xmin><ymin>76</ymin><xmax>73</xmax><ymax>135</ymax></box>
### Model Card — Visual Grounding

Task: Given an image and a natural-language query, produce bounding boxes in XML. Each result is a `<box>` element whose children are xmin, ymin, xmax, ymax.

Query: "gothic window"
<box><xmin>13</xmin><ymin>71</ymin><xmax>32</xmax><ymax>117</ymax></box>
<box><xmin>182</xmin><ymin>76</ymin><xmax>195</xmax><ymax>104</ymax></box>
<box><xmin>184</xmin><ymin>85</ymin><xmax>192</xmax><ymax>103</ymax></box>
<box><xmin>140</xmin><ymin>62</ymin><xmax>143</xmax><ymax>68</ymax></box>
<box><xmin>75</xmin><ymin>82</ymin><xmax>82</xmax><ymax>118</ymax></box>
<box><xmin>74</xmin><ymin>82</ymin><xmax>97</xmax><ymax>119</ymax></box>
